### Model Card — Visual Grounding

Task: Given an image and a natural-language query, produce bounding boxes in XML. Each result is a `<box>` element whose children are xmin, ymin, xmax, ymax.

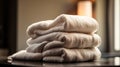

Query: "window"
<box><xmin>114</xmin><ymin>0</ymin><xmax>120</xmax><ymax>51</ymax></box>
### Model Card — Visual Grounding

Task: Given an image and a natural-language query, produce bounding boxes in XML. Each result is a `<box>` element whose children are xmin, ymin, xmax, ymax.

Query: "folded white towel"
<box><xmin>42</xmin><ymin>47</ymin><xmax>101</xmax><ymax>62</ymax></box>
<box><xmin>27</xmin><ymin>14</ymin><xmax>99</xmax><ymax>38</ymax></box>
<box><xmin>27</xmin><ymin>32</ymin><xmax>101</xmax><ymax>49</ymax></box>
<box><xmin>26</xmin><ymin>41</ymin><xmax>64</xmax><ymax>53</ymax></box>
<box><xmin>26</xmin><ymin>41</ymin><xmax>48</xmax><ymax>53</ymax></box>
<box><xmin>8</xmin><ymin>48</ymin><xmax>101</xmax><ymax>62</ymax></box>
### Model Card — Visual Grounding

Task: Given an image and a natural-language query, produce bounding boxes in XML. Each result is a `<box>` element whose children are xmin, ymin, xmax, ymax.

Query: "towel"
<box><xmin>8</xmin><ymin>50</ymin><xmax>42</xmax><ymax>61</ymax></box>
<box><xmin>27</xmin><ymin>32</ymin><xmax>101</xmax><ymax>49</ymax></box>
<box><xmin>8</xmin><ymin>14</ymin><xmax>101</xmax><ymax>63</ymax></box>
<box><xmin>26</xmin><ymin>41</ymin><xmax>48</xmax><ymax>53</ymax></box>
<box><xmin>8</xmin><ymin>48</ymin><xmax>101</xmax><ymax>63</ymax></box>
<box><xmin>27</xmin><ymin>14</ymin><xmax>99</xmax><ymax>38</ymax></box>
<box><xmin>42</xmin><ymin>47</ymin><xmax>101</xmax><ymax>62</ymax></box>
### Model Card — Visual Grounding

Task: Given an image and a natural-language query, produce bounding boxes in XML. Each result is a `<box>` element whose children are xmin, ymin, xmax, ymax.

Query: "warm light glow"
<box><xmin>77</xmin><ymin>1</ymin><xmax>92</xmax><ymax>17</ymax></box>
<box><xmin>114</xmin><ymin>0</ymin><xmax>120</xmax><ymax>51</ymax></box>
<box><xmin>114</xmin><ymin>57</ymin><xmax>120</xmax><ymax>65</ymax></box>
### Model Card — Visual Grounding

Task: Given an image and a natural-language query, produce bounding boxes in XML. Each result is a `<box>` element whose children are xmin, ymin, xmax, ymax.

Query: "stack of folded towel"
<box><xmin>8</xmin><ymin>14</ymin><xmax>101</xmax><ymax>62</ymax></box>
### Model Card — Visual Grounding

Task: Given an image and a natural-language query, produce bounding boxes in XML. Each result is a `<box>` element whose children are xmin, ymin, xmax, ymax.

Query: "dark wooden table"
<box><xmin>0</xmin><ymin>56</ymin><xmax>120</xmax><ymax>67</ymax></box>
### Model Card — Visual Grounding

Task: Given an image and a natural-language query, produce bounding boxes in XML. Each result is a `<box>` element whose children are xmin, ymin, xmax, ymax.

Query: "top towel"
<box><xmin>27</xmin><ymin>14</ymin><xmax>99</xmax><ymax>38</ymax></box>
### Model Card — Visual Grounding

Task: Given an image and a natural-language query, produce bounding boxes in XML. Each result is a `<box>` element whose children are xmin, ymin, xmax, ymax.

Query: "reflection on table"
<box><xmin>7</xmin><ymin>57</ymin><xmax>120</xmax><ymax>67</ymax></box>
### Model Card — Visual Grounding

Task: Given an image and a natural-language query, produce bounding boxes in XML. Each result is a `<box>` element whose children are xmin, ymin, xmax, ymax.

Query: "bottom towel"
<box><xmin>8</xmin><ymin>47</ymin><xmax>101</xmax><ymax>62</ymax></box>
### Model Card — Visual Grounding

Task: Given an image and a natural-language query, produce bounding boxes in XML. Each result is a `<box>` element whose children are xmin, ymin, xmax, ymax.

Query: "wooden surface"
<box><xmin>0</xmin><ymin>56</ymin><xmax>120</xmax><ymax>67</ymax></box>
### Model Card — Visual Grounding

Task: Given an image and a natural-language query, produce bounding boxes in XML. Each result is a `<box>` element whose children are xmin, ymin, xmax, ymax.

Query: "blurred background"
<box><xmin>0</xmin><ymin>0</ymin><xmax>120</xmax><ymax>56</ymax></box>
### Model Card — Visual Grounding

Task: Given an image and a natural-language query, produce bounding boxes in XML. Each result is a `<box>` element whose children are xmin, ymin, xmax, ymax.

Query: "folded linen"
<box><xmin>8</xmin><ymin>50</ymin><xmax>42</xmax><ymax>61</ymax></box>
<box><xmin>26</xmin><ymin>41</ymin><xmax>48</xmax><ymax>53</ymax></box>
<box><xmin>7</xmin><ymin>48</ymin><xmax>101</xmax><ymax>62</ymax></box>
<box><xmin>27</xmin><ymin>32</ymin><xmax>101</xmax><ymax>49</ymax></box>
<box><xmin>27</xmin><ymin>14</ymin><xmax>99</xmax><ymax>38</ymax></box>
<box><xmin>42</xmin><ymin>47</ymin><xmax>101</xmax><ymax>62</ymax></box>
<box><xmin>26</xmin><ymin>41</ymin><xmax>64</xmax><ymax>53</ymax></box>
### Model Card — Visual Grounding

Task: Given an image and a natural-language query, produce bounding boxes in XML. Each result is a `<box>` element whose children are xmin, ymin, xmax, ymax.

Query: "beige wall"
<box><xmin>96</xmin><ymin>0</ymin><xmax>107</xmax><ymax>52</ymax></box>
<box><xmin>17</xmin><ymin>0</ymin><xmax>69</xmax><ymax>50</ymax></box>
<box><xmin>17</xmin><ymin>0</ymin><xmax>107</xmax><ymax>52</ymax></box>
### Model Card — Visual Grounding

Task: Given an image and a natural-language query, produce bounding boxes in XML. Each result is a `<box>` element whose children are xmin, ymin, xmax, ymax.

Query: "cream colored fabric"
<box><xmin>27</xmin><ymin>14</ymin><xmax>99</xmax><ymax>38</ymax></box>
<box><xmin>42</xmin><ymin>47</ymin><xmax>101</xmax><ymax>62</ymax></box>
<box><xmin>8</xmin><ymin>14</ymin><xmax>101</xmax><ymax>62</ymax></box>
<box><xmin>26</xmin><ymin>41</ymin><xmax>48</xmax><ymax>53</ymax></box>
<box><xmin>8</xmin><ymin>47</ymin><xmax>101</xmax><ymax>62</ymax></box>
<box><xmin>8</xmin><ymin>50</ymin><xmax>42</xmax><ymax>61</ymax></box>
<box><xmin>27</xmin><ymin>32</ymin><xmax>101</xmax><ymax>49</ymax></box>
